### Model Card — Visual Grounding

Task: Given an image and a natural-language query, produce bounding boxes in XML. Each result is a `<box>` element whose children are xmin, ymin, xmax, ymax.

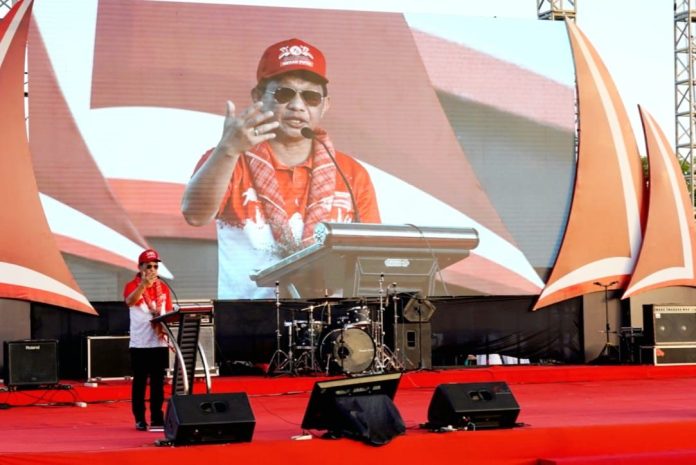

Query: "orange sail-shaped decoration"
<box><xmin>623</xmin><ymin>107</ymin><xmax>696</xmax><ymax>297</ymax></box>
<box><xmin>0</xmin><ymin>0</ymin><xmax>95</xmax><ymax>315</ymax></box>
<box><xmin>27</xmin><ymin>23</ymin><xmax>148</xmax><ymax>248</ymax></box>
<box><xmin>25</xmin><ymin>24</ymin><xmax>169</xmax><ymax>275</ymax></box>
<box><xmin>534</xmin><ymin>21</ymin><xmax>646</xmax><ymax>310</ymax></box>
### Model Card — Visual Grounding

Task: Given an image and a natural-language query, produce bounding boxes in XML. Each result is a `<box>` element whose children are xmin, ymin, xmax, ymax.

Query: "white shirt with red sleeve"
<box><xmin>123</xmin><ymin>277</ymin><xmax>172</xmax><ymax>348</ymax></box>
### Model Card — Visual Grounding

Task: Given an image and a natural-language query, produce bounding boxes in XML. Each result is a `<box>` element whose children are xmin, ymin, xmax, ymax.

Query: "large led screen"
<box><xmin>26</xmin><ymin>0</ymin><xmax>576</xmax><ymax>300</ymax></box>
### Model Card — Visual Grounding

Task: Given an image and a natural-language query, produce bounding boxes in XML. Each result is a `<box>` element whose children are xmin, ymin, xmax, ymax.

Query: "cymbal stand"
<box><xmin>321</xmin><ymin>293</ymin><xmax>334</xmax><ymax>374</ymax></box>
<box><xmin>324</xmin><ymin>290</ymin><xmax>332</xmax><ymax>327</ymax></box>
<box><xmin>294</xmin><ymin>305</ymin><xmax>321</xmax><ymax>373</ymax></box>
<box><xmin>310</xmin><ymin>305</ymin><xmax>320</xmax><ymax>372</ymax></box>
<box><xmin>268</xmin><ymin>281</ymin><xmax>290</xmax><ymax>374</ymax></box>
<box><xmin>372</xmin><ymin>274</ymin><xmax>402</xmax><ymax>373</ymax></box>
<box><xmin>391</xmin><ymin>284</ymin><xmax>406</xmax><ymax>368</ymax></box>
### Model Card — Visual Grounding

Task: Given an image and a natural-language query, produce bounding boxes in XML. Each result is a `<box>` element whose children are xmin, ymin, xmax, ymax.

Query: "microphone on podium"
<box><xmin>301</xmin><ymin>127</ymin><xmax>360</xmax><ymax>223</ymax></box>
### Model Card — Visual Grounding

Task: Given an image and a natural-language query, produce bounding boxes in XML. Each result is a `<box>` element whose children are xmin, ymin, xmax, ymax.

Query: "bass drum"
<box><xmin>320</xmin><ymin>327</ymin><xmax>375</xmax><ymax>374</ymax></box>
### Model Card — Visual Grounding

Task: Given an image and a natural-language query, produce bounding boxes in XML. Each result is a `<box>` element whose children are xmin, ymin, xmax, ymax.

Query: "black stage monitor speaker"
<box><xmin>301</xmin><ymin>373</ymin><xmax>405</xmax><ymax>445</ymax></box>
<box><xmin>427</xmin><ymin>382</ymin><xmax>520</xmax><ymax>430</ymax></box>
<box><xmin>86</xmin><ymin>336</ymin><xmax>132</xmax><ymax>380</ymax></box>
<box><xmin>402</xmin><ymin>296</ymin><xmax>436</xmax><ymax>322</ymax></box>
<box><xmin>3</xmin><ymin>339</ymin><xmax>59</xmax><ymax>388</ymax></box>
<box><xmin>164</xmin><ymin>392</ymin><xmax>255</xmax><ymax>445</ymax></box>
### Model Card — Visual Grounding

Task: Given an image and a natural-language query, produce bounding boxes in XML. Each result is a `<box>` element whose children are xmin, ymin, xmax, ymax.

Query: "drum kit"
<box><xmin>268</xmin><ymin>276</ymin><xmax>403</xmax><ymax>376</ymax></box>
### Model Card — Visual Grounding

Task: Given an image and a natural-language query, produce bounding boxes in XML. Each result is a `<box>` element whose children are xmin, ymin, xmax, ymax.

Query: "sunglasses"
<box><xmin>145</xmin><ymin>264</ymin><xmax>159</xmax><ymax>270</ymax></box>
<box><xmin>267</xmin><ymin>87</ymin><xmax>324</xmax><ymax>107</ymax></box>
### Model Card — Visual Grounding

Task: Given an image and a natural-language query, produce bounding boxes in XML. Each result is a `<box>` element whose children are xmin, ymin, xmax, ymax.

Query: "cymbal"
<box><xmin>298</xmin><ymin>305</ymin><xmax>322</xmax><ymax>312</ymax></box>
<box><xmin>306</xmin><ymin>297</ymin><xmax>360</xmax><ymax>303</ymax></box>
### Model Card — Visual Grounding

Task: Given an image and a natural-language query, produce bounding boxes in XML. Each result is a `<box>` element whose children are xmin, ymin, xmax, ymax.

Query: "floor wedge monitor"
<box><xmin>427</xmin><ymin>382</ymin><xmax>520</xmax><ymax>430</ymax></box>
<box><xmin>164</xmin><ymin>392</ymin><xmax>255</xmax><ymax>445</ymax></box>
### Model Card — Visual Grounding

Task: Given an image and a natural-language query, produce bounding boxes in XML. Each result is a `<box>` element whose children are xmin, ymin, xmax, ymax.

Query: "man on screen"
<box><xmin>182</xmin><ymin>38</ymin><xmax>380</xmax><ymax>298</ymax></box>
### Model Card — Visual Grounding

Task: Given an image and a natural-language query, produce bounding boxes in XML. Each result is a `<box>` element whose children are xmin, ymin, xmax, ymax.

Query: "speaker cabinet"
<box><xmin>3</xmin><ymin>339</ymin><xmax>59</xmax><ymax>388</ymax></box>
<box><xmin>642</xmin><ymin>345</ymin><xmax>696</xmax><ymax>365</ymax></box>
<box><xmin>427</xmin><ymin>382</ymin><xmax>520</xmax><ymax>429</ymax></box>
<box><xmin>164</xmin><ymin>393</ymin><xmax>255</xmax><ymax>445</ymax></box>
<box><xmin>395</xmin><ymin>323</ymin><xmax>431</xmax><ymax>370</ymax></box>
<box><xmin>86</xmin><ymin>336</ymin><xmax>132</xmax><ymax>381</ymax></box>
<box><xmin>643</xmin><ymin>305</ymin><xmax>696</xmax><ymax>345</ymax></box>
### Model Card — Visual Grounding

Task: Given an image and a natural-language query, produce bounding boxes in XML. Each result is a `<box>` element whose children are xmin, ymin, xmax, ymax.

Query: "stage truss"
<box><xmin>675</xmin><ymin>0</ymin><xmax>696</xmax><ymax>205</ymax></box>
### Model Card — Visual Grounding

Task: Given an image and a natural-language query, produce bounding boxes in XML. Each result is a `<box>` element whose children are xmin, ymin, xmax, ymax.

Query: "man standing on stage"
<box><xmin>123</xmin><ymin>249</ymin><xmax>172</xmax><ymax>431</ymax></box>
<box><xmin>181</xmin><ymin>37</ymin><xmax>381</xmax><ymax>299</ymax></box>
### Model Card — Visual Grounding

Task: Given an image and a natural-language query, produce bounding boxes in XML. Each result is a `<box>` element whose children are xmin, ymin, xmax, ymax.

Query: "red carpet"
<box><xmin>1</xmin><ymin>365</ymin><xmax>696</xmax><ymax>464</ymax></box>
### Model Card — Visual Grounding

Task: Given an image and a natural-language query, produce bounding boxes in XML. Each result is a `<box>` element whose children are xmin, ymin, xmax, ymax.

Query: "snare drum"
<box><xmin>320</xmin><ymin>327</ymin><xmax>375</xmax><ymax>374</ymax></box>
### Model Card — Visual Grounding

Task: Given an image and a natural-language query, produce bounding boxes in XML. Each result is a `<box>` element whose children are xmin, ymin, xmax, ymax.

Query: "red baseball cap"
<box><xmin>138</xmin><ymin>249</ymin><xmax>162</xmax><ymax>265</ymax></box>
<box><xmin>256</xmin><ymin>38</ymin><xmax>328</xmax><ymax>84</ymax></box>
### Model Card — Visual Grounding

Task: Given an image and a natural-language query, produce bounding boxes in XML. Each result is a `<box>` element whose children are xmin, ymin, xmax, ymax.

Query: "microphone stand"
<box><xmin>592</xmin><ymin>280</ymin><xmax>619</xmax><ymax>364</ymax></box>
<box><xmin>301</xmin><ymin>127</ymin><xmax>360</xmax><ymax>222</ymax></box>
<box><xmin>268</xmin><ymin>281</ymin><xmax>290</xmax><ymax>374</ymax></box>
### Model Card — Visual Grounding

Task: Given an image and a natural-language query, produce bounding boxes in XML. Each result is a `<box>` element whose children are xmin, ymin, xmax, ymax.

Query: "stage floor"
<box><xmin>2</xmin><ymin>365</ymin><xmax>696</xmax><ymax>465</ymax></box>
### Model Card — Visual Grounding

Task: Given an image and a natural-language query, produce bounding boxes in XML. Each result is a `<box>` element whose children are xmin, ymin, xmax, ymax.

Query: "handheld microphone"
<box><xmin>301</xmin><ymin>127</ymin><xmax>360</xmax><ymax>223</ymax></box>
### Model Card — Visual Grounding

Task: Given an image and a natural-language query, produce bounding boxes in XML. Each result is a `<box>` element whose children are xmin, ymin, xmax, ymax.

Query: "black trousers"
<box><xmin>130</xmin><ymin>347</ymin><xmax>169</xmax><ymax>424</ymax></box>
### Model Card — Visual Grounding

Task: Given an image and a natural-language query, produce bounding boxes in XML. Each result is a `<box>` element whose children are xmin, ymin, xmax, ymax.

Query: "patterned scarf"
<box><xmin>245</xmin><ymin>129</ymin><xmax>337</xmax><ymax>252</ymax></box>
<box><xmin>134</xmin><ymin>274</ymin><xmax>167</xmax><ymax>339</ymax></box>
